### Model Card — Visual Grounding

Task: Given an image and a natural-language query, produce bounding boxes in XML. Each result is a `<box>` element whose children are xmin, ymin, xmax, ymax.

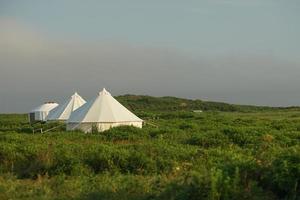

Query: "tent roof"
<box><xmin>68</xmin><ymin>88</ymin><xmax>143</xmax><ymax>123</ymax></box>
<box><xmin>31</xmin><ymin>102</ymin><xmax>59</xmax><ymax>112</ymax></box>
<box><xmin>46</xmin><ymin>92</ymin><xmax>86</xmax><ymax>120</ymax></box>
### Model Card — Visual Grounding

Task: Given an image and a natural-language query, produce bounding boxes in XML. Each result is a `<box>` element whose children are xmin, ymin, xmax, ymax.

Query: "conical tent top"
<box><xmin>99</xmin><ymin>88</ymin><xmax>110</xmax><ymax>95</ymax></box>
<box><xmin>46</xmin><ymin>92</ymin><xmax>86</xmax><ymax>121</ymax></box>
<box><xmin>68</xmin><ymin>88</ymin><xmax>142</xmax><ymax>123</ymax></box>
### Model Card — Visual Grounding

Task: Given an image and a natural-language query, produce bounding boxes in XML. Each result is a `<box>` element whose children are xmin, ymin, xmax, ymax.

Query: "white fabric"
<box><xmin>46</xmin><ymin>92</ymin><xmax>86</xmax><ymax>121</ymax></box>
<box><xmin>30</xmin><ymin>102</ymin><xmax>59</xmax><ymax>121</ymax></box>
<box><xmin>67</xmin><ymin>88</ymin><xmax>143</xmax><ymax>132</ymax></box>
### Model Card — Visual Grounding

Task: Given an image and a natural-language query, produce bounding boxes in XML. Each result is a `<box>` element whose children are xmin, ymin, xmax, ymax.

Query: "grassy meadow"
<box><xmin>0</xmin><ymin>96</ymin><xmax>299</xmax><ymax>200</ymax></box>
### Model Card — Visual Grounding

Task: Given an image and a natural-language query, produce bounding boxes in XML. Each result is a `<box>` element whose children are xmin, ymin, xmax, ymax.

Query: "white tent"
<box><xmin>67</xmin><ymin>88</ymin><xmax>143</xmax><ymax>132</ymax></box>
<box><xmin>46</xmin><ymin>92</ymin><xmax>86</xmax><ymax>121</ymax></box>
<box><xmin>29</xmin><ymin>102</ymin><xmax>59</xmax><ymax>123</ymax></box>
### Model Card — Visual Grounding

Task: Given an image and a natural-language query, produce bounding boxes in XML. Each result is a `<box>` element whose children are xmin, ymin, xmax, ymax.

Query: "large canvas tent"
<box><xmin>46</xmin><ymin>92</ymin><xmax>86</xmax><ymax>121</ymax></box>
<box><xmin>67</xmin><ymin>88</ymin><xmax>143</xmax><ymax>132</ymax></box>
<box><xmin>29</xmin><ymin>102</ymin><xmax>59</xmax><ymax>123</ymax></box>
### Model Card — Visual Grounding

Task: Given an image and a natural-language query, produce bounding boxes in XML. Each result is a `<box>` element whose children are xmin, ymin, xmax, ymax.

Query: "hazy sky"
<box><xmin>1</xmin><ymin>0</ymin><xmax>300</xmax><ymax>113</ymax></box>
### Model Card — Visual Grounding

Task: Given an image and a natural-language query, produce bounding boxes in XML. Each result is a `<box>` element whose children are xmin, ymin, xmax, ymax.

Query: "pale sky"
<box><xmin>0</xmin><ymin>0</ymin><xmax>300</xmax><ymax>113</ymax></box>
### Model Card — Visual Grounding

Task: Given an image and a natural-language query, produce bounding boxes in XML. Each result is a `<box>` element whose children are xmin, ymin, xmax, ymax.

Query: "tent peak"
<box><xmin>72</xmin><ymin>92</ymin><xmax>79</xmax><ymax>97</ymax></box>
<box><xmin>99</xmin><ymin>88</ymin><xmax>111</xmax><ymax>95</ymax></box>
<box><xmin>46</xmin><ymin>92</ymin><xmax>86</xmax><ymax>121</ymax></box>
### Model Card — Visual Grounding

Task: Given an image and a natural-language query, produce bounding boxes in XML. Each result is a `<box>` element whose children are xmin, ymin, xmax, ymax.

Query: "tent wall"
<box><xmin>97</xmin><ymin>122</ymin><xmax>143</xmax><ymax>132</ymax></box>
<box><xmin>35</xmin><ymin>111</ymin><xmax>49</xmax><ymax>121</ymax></box>
<box><xmin>29</xmin><ymin>103</ymin><xmax>59</xmax><ymax>122</ymax></box>
<box><xmin>29</xmin><ymin>113</ymin><xmax>35</xmax><ymax>123</ymax></box>
<box><xmin>28</xmin><ymin>111</ymin><xmax>51</xmax><ymax>123</ymax></box>
<box><xmin>67</xmin><ymin>122</ymin><xmax>143</xmax><ymax>133</ymax></box>
<box><xmin>67</xmin><ymin>123</ymin><xmax>93</xmax><ymax>133</ymax></box>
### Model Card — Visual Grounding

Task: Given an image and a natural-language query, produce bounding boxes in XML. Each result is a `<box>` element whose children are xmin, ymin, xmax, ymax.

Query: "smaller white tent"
<box><xmin>46</xmin><ymin>92</ymin><xmax>86</xmax><ymax>121</ymax></box>
<box><xmin>29</xmin><ymin>102</ymin><xmax>59</xmax><ymax>123</ymax></box>
<box><xmin>67</xmin><ymin>88</ymin><xmax>143</xmax><ymax>132</ymax></box>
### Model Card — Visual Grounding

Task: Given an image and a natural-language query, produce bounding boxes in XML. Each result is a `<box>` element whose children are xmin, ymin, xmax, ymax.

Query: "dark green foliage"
<box><xmin>187</xmin><ymin>131</ymin><xmax>230</xmax><ymax>148</ymax></box>
<box><xmin>223</xmin><ymin>127</ymin><xmax>262</xmax><ymax>147</ymax></box>
<box><xmin>102</xmin><ymin>126</ymin><xmax>146</xmax><ymax>141</ymax></box>
<box><xmin>0</xmin><ymin>99</ymin><xmax>299</xmax><ymax>199</ymax></box>
<box><xmin>116</xmin><ymin>95</ymin><xmax>299</xmax><ymax>112</ymax></box>
<box><xmin>263</xmin><ymin>146</ymin><xmax>300</xmax><ymax>199</ymax></box>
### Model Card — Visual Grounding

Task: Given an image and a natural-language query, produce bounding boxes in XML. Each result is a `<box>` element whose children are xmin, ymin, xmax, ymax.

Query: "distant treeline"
<box><xmin>116</xmin><ymin>95</ymin><xmax>300</xmax><ymax>112</ymax></box>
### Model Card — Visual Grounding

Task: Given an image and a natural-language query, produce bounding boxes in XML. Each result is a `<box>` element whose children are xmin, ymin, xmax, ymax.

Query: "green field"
<box><xmin>0</xmin><ymin>96</ymin><xmax>299</xmax><ymax>200</ymax></box>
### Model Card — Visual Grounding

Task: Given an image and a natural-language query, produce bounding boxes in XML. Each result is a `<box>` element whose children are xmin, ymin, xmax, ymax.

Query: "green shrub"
<box><xmin>263</xmin><ymin>146</ymin><xmax>300</xmax><ymax>199</ymax></box>
<box><xmin>0</xmin><ymin>108</ymin><xmax>299</xmax><ymax>199</ymax></box>
<box><xmin>102</xmin><ymin>126</ymin><xmax>144</xmax><ymax>141</ymax></box>
<box><xmin>186</xmin><ymin>131</ymin><xmax>229</xmax><ymax>148</ymax></box>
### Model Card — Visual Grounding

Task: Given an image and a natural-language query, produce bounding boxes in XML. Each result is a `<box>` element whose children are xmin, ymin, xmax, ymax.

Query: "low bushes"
<box><xmin>186</xmin><ymin>131</ymin><xmax>230</xmax><ymax>148</ymax></box>
<box><xmin>0</xmin><ymin>110</ymin><xmax>299</xmax><ymax>199</ymax></box>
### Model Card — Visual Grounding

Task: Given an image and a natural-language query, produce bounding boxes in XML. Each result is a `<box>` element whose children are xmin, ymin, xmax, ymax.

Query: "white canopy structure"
<box><xmin>67</xmin><ymin>88</ymin><xmax>143</xmax><ymax>132</ymax></box>
<box><xmin>46</xmin><ymin>92</ymin><xmax>86</xmax><ymax>121</ymax></box>
<box><xmin>29</xmin><ymin>102</ymin><xmax>59</xmax><ymax>123</ymax></box>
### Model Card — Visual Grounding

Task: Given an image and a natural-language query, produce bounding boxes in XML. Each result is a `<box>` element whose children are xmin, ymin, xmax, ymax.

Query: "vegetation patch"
<box><xmin>0</xmin><ymin>97</ymin><xmax>299</xmax><ymax>199</ymax></box>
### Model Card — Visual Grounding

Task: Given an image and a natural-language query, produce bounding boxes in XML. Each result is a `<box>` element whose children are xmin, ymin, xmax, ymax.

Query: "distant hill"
<box><xmin>116</xmin><ymin>95</ymin><xmax>300</xmax><ymax>112</ymax></box>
